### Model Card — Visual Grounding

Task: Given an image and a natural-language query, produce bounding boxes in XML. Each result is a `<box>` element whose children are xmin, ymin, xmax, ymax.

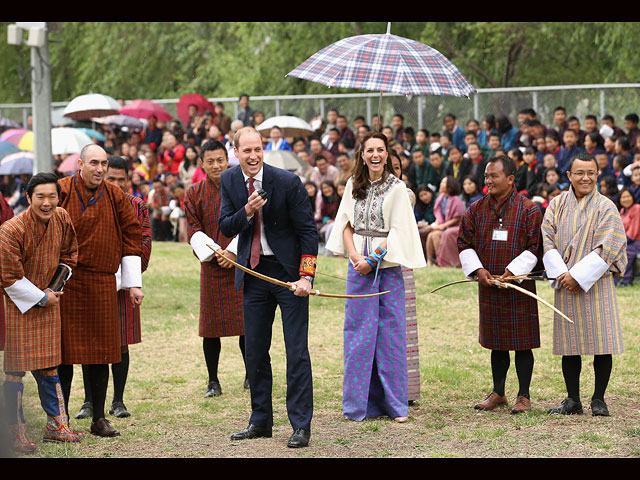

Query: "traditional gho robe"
<box><xmin>115</xmin><ymin>194</ymin><xmax>152</xmax><ymax>346</ymax></box>
<box><xmin>457</xmin><ymin>187</ymin><xmax>543</xmax><ymax>351</ymax></box>
<box><xmin>184</xmin><ymin>176</ymin><xmax>243</xmax><ymax>338</ymax></box>
<box><xmin>0</xmin><ymin>194</ymin><xmax>15</xmax><ymax>351</ymax></box>
<box><xmin>0</xmin><ymin>207</ymin><xmax>78</xmax><ymax>372</ymax></box>
<box><xmin>541</xmin><ymin>187</ymin><xmax>627</xmax><ymax>355</ymax></box>
<box><xmin>58</xmin><ymin>173</ymin><xmax>142</xmax><ymax>365</ymax></box>
<box><xmin>326</xmin><ymin>173</ymin><xmax>425</xmax><ymax>421</ymax></box>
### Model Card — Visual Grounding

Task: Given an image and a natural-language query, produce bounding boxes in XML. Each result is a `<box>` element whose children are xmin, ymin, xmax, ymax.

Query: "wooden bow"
<box><xmin>430</xmin><ymin>276</ymin><xmax>573</xmax><ymax>324</ymax></box>
<box><xmin>207</xmin><ymin>244</ymin><xmax>390</xmax><ymax>299</ymax></box>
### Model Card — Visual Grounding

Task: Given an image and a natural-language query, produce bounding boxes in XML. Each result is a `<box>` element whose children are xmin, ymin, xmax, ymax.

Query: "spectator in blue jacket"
<box><xmin>496</xmin><ymin>115</ymin><xmax>518</xmax><ymax>152</ymax></box>
<box><xmin>443</xmin><ymin>113</ymin><xmax>466</xmax><ymax>153</ymax></box>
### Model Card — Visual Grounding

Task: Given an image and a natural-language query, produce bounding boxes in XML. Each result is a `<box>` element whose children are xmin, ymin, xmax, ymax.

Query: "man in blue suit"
<box><xmin>219</xmin><ymin>127</ymin><xmax>318</xmax><ymax>448</ymax></box>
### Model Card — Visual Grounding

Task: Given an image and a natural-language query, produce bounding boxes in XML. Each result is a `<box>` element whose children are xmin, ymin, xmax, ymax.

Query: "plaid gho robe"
<box><xmin>0</xmin><ymin>207</ymin><xmax>78</xmax><ymax>372</ymax></box>
<box><xmin>184</xmin><ymin>176</ymin><xmax>243</xmax><ymax>338</ymax></box>
<box><xmin>58</xmin><ymin>173</ymin><xmax>142</xmax><ymax>365</ymax></box>
<box><xmin>457</xmin><ymin>187</ymin><xmax>543</xmax><ymax>351</ymax></box>
<box><xmin>117</xmin><ymin>194</ymin><xmax>152</xmax><ymax>346</ymax></box>
<box><xmin>0</xmin><ymin>194</ymin><xmax>14</xmax><ymax>351</ymax></box>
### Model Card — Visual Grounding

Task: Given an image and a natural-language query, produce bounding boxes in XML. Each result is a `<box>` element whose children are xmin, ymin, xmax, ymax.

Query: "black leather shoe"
<box><xmin>230</xmin><ymin>424</ymin><xmax>272</xmax><ymax>441</ymax></box>
<box><xmin>287</xmin><ymin>428</ymin><xmax>310</xmax><ymax>448</ymax></box>
<box><xmin>109</xmin><ymin>401</ymin><xmax>131</xmax><ymax>418</ymax></box>
<box><xmin>243</xmin><ymin>377</ymin><xmax>250</xmax><ymax>390</ymax></box>
<box><xmin>204</xmin><ymin>380</ymin><xmax>222</xmax><ymax>398</ymax></box>
<box><xmin>548</xmin><ymin>397</ymin><xmax>583</xmax><ymax>415</ymax></box>
<box><xmin>75</xmin><ymin>402</ymin><xmax>93</xmax><ymax>419</ymax></box>
<box><xmin>590</xmin><ymin>398</ymin><xmax>610</xmax><ymax>416</ymax></box>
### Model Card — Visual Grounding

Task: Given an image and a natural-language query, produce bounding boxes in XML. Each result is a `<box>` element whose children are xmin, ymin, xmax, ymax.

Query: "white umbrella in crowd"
<box><xmin>255</xmin><ymin>115</ymin><xmax>315</xmax><ymax>138</ymax></box>
<box><xmin>51</xmin><ymin>127</ymin><xmax>94</xmax><ymax>156</ymax></box>
<box><xmin>62</xmin><ymin>93</ymin><xmax>122</xmax><ymax>121</ymax></box>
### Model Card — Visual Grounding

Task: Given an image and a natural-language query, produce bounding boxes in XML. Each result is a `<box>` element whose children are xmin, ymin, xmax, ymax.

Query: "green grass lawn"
<box><xmin>10</xmin><ymin>241</ymin><xmax>640</xmax><ymax>458</ymax></box>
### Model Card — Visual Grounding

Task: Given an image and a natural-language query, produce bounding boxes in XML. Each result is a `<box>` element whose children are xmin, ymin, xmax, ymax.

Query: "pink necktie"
<box><xmin>248</xmin><ymin>178</ymin><xmax>261</xmax><ymax>269</ymax></box>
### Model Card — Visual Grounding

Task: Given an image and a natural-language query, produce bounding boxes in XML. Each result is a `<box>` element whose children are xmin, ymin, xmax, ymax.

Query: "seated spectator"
<box><xmin>381</xmin><ymin>126</ymin><xmax>395</xmax><ymax>143</ymax></box>
<box><xmin>613</xmin><ymin>154</ymin><xmax>632</xmax><ymax>189</ymax></box>
<box><xmin>556</xmin><ymin>129</ymin><xmax>584</xmax><ymax>183</ymax></box>
<box><xmin>596</xmin><ymin>151</ymin><xmax>615</xmax><ymax>182</ymax></box>
<box><xmin>179</xmin><ymin>145</ymin><xmax>199</xmax><ymax>187</ymax></box>
<box><xmin>584</xmin><ymin>131</ymin><xmax>606</xmax><ymax>156</ymax></box>
<box><xmin>335</xmin><ymin>179</ymin><xmax>347</xmax><ymax>201</ymax></box>
<box><xmin>309</xmin><ymin>136</ymin><xmax>335</xmax><ymax>165</ymax></box>
<box><xmin>460</xmin><ymin>175</ymin><xmax>484</xmax><ymax>208</ymax></box>
<box><xmin>291</xmin><ymin>137</ymin><xmax>308</xmax><ymax>154</ymax></box>
<box><xmin>402</xmin><ymin>127</ymin><xmax>416</xmax><ymax>152</ymax></box>
<box><xmin>325</xmin><ymin>128</ymin><xmax>341</xmax><ymax>157</ymax></box>
<box><xmin>304</xmin><ymin>181</ymin><xmax>318</xmax><ymax>213</ymax></box>
<box><xmin>265</xmin><ymin>126</ymin><xmax>292</xmax><ymax>151</ymax></box>
<box><xmin>443</xmin><ymin>113</ymin><xmax>466</xmax><ymax>152</ymax></box>
<box><xmin>486</xmin><ymin>132</ymin><xmax>502</xmax><ymax>159</ymax></box>
<box><xmin>412</xmin><ymin>129</ymin><xmax>430</xmax><ymax>157</ymax></box>
<box><xmin>629</xmin><ymin>165</ymin><xmax>640</xmax><ymax>203</ymax></box>
<box><xmin>467</xmin><ymin>142</ymin><xmax>488</xmax><ymax>189</ymax></box>
<box><xmin>160</xmin><ymin>131</ymin><xmax>185</xmax><ymax>175</ymax></box>
<box><xmin>335</xmin><ymin>152</ymin><xmax>353</xmax><ymax>184</ymax></box>
<box><xmin>477</xmin><ymin>114</ymin><xmax>497</xmax><ymax>148</ymax></box>
<box><xmin>335</xmin><ymin>115</ymin><xmax>355</xmax><ymax>150</ymax></box>
<box><xmin>169</xmin><ymin>182</ymin><xmax>187</xmax><ymax>242</ymax></box>
<box><xmin>444</xmin><ymin>145</ymin><xmax>471</xmax><ymax>184</ymax></box>
<box><xmin>614</xmin><ymin>187</ymin><xmax>640</xmax><ymax>286</ymax></box>
<box><xmin>599</xmin><ymin>175</ymin><xmax>619</xmax><ymax>202</ymax></box>
<box><xmin>496</xmin><ymin>115</ymin><xmax>518</xmax><ymax>151</ymax></box>
<box><xmin>149</xmin><ymin>176</ymin><xmax>171</xmax><ymax>241</ymax></box>
<box><xmin>522</xmin><ymin>146</ymin><xmax>544</xmax><ymax>197</ymax></box>
<box><xmin>309</xmin><ymin>155</ymin><xmax>340</xmax><ymax>188</ymax></box>
<box><xmin>424</xmin><ymin>176</ymin><xmax>465</xmax><ymax>267</ymax></box>
<box><xmin>315</xmin><ymin>181</ymin><xmax>339</xmax><ymax>244</ymax></box>
<box><xmin>542</xmin><ymin>166</ymin><xmax>565</xmax><ymax>191</ymax></box>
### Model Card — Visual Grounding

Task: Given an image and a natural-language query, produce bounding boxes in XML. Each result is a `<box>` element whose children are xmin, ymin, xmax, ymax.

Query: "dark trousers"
<box><xmin>242</xmin><ymin>257</ymin><xmax>313</xmax><ymax>431</ymax></box>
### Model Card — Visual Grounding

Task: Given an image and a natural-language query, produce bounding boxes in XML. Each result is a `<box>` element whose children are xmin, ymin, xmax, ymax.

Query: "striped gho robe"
<box><xmin>184</xmin><ymin>175</ymin><xmax>243</xmax><ymax>338</ymax></box>
<box><xmin>0</xmin><ymin>207</ymin><xmax>78</xmax><ymax>372</ymax></box>
<box><xmin>58</xmin><ymin>173</ymin><xmax>142</xmax><ymax>365</ymax></box>
<box><xmin>0</xmin><ymin>194</ymin><xmax>14</xmax><ymax>351</ymax></box>
<box><xmin>116</xmin><ymin>194</ymin><xmax>152</xmax><ymax>346</ymax></box>
<box><xmin>457</xmin><ymin>187</ymin><xmax>543</xmax><ymax>351</ymax></box>
<box><xmin>541</xmin><ymin>186</ymin><xmax>627</xmax><ymax>355</ymax></box>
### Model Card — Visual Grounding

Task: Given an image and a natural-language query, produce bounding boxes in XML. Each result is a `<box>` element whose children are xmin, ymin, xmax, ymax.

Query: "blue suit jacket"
<box><xmin>219</xmin><ymin>163</ymin><xmax>318</xmax><ymax>290</ymax></box>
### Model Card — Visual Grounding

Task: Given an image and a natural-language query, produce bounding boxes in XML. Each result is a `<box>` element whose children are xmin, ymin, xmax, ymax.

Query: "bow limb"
<box><xmin>430</xmin><ymin>279</ymin><xmax>476</xmax><ymax>294</ymax></box>
<box><xmin>207</xmin><ymin>244</ymin><xmax>388</xmax><ymax>299</ymax></box>
<box><xmin>490</xmin><ymin>279</ymin><xmax>573</xmax><ymax>324</ymax></box>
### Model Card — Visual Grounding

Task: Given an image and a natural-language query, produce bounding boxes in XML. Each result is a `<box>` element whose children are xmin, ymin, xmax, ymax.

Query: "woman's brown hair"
<box><xmin>351</xmin><ymin>131</ymin><xmax>395</xmax><ymax>200</ymax></box>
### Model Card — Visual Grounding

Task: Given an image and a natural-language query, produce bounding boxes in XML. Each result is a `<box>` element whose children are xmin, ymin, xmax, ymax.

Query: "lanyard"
<box><xmin>489</xmin><ymin>194</ymin><xmax>511</xmax><ymax>229</ymax></box>
<box><xmin>74</xmin><ymin>175</ymin><xmax>105</xmax><ymax>213</ymax></box>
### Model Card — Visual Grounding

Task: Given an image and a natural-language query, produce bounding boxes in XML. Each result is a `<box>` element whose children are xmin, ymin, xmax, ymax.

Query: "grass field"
<box><xmin>11</xmin><ymin>241</ymin><xmax>640</xmax><ymax>458</ymax></box>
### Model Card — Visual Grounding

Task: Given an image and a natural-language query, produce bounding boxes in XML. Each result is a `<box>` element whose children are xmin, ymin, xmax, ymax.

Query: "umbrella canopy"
<box><xmin>263</xmin><ymin>150</ymin><xmax>306</xmax><ymax>171</ymax></box>
<box><xmin>92</xmin><ymin>114</ymin><xmax>145</xmax><ymax>130</ymax></box>
<box><xmin>286</xmin><ymin>26</ymin><xmax>476</xmax><ymax>98</ymax></box>
<box><xmin>176</xmin><ymin>94</ymin><xmax>215</xmax><ymax>126</ymax></box>
<box><xmin>256</xmin><ymin>116</ymin><xmax>314</xmax><ymax>138</ymax></box>
<box><xmin>1</xmin><ymin>129</ymin><xmax>33</xmax><ymax>151</ymax></box>
<box><xmin>0</xmin><ymin>151</ymin><xmax>34</xmax><ymax>175</ymax></box>
<box><xmin>57</xmin><ymin>153</ymin><xmax>81</xmax><ymax>173</ymax></box>
<box><xmin>63</xmin><ymin>93</ymin><xmax>122</xmax><ymax>121</ymax></box>
<box><xmin>0</xmin><ymin>141</ymin><xmax>20</xmax><ymax>160</ymax></box>
<box><xmin>0</xmin><ymin>117</ymin><xmax>22</xmax><ymax>129</ymax></box>
<box><xmin>51</xmin><ymin>127</ymin><xmax>94</xmax><ymax>156</ymax></box>
<box><xmin>52</xmin><ymin>107</ymin><xmax>75</xmax><ymax>127</ymax></box>
<box><xmin>119</xmin><ymin>99</ymin><xmax>173</xmax><ymax>122</ymax></box>
<box><xmin>76</xmin><ymin>128</ymin><xmax>106</xmax><ymax>142</ymax></box>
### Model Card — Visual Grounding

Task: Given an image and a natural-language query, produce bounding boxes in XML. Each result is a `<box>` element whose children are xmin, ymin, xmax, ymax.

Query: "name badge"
<box><xmin>492</xmin><ymin>228</ymin><xmax>508</xmax><ymax>242</ymax></box>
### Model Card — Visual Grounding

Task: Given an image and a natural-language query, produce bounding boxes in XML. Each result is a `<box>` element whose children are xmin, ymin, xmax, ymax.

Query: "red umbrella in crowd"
<box><xmin>286</xmin><ymin>23</ymin><xmax>476</xmax><ymax>128</ymax></box>
<box><xmin>119</xmin><ymin>99</ymin><xmax>173</xmax><ymax>122</ymax></box>
<box><xmin>176</xmin><ymin>94</ymin><xmax>215</xmax><ymax>126</ymax></box>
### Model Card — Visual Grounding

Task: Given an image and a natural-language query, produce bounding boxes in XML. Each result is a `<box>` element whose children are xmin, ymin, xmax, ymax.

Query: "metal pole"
<box><xmin>30</xmin><ymin>29</ymin><xmax>52</xmax><ymax>174</ymax></box>
<box><xmin>600</xmin><ymin>89</ymin><xmax>605</xmax><ymax>118</ymax></box>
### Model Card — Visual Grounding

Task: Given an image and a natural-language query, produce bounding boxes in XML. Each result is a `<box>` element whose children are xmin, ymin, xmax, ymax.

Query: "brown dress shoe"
<box><xmin>474</xmin><ymin>392</ymin><xmax>508</xmax><ymax>411</ymax></box>
<box><xmin>511</xmin><ymin>395</ymin><xmax>531</xmax><ymax>414</ymax></box>
<box><xmin>90</xmin><ymin>418</ymin><xmax>120</xmax><ymax>437</ymax></box>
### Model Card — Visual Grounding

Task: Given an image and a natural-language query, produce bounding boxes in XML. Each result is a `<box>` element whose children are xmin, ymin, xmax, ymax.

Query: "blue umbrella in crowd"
<box><xmin>0</xmin><ymin>140</ymin><xmax>20</xmax><ymax>160</ymax></box>
<box><xmin>0</xmin><ymin>151</ymin><xmax>34</xmax><ymax>175</ymax></box>
<box><xmin>286</xmin><ymin>22</ymin><xmax>476</xmax><ymax>128</ymax></box>
<box><xmin>76</xmin><ymin>127</ymin><xmax>106</xmax><ymax>142</ymax></box>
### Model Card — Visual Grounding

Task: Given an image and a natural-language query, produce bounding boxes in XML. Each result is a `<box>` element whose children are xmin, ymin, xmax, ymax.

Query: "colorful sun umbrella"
<box><xmin>119</xmin><ymin>99</ymin><xmax>173</xmax><ymax>123</ymax></box>
<box><xmin>0</xmin><ymin>151</ymin><xmax>35</xmax><ymax>175</ymax></box>
<box><xmin>286</xmin><ymin>23</ymin><xmax>476</xmax><ymax>128</ymax></box>
<box><xmin>0</xmin><ymin>117</ymin><xmax>22</xmax><ymax>129</ymax></box>
<box><xmin>176</xmin><ymin>94</ymin><xmax>215</xmax><ymax>126</ymax></box>
<box><xmin>0</xmin><ymin>129</ymin><xmax>33</xmax><ymax>151</ymax></box>
<box><xmin>57</xmin><ymin>153</ymin><xmax>81</xmax><ymax>173</ymax></box>
<box><xmin>0</xmin><ymin>141</ymin><xmax>20</xmax><ymax>160</ymax></box>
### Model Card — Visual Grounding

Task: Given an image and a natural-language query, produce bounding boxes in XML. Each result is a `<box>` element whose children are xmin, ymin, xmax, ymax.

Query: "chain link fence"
<box><xmin>2</xmin><ymin>84</ymin><xmax>640</xmax><ymax>136</ymax></box>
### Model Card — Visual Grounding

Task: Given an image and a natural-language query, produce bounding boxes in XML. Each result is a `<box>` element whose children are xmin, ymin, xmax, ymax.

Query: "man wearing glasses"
<box><xmin>541</xmin><ymin>152</ymin><xmax>627</xmax><ymax>417</ymax></box>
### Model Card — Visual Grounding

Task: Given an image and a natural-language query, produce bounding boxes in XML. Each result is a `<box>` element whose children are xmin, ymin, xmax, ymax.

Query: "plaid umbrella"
<box><xmin>286</xmin><ymin>23</ymin><xmax>475</xmax><ymax>126</ymax></box>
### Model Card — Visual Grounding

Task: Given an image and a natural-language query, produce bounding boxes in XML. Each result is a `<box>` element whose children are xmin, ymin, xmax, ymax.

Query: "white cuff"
<box><xmin>506</xmin><ymin>250</ymin><xmax>538</xmax><ymax>283</ymax></box>
<box><xmin>569</xmin><ymin>250</ymin><xmax>609</xmax><ymax>292</ymax></box>
<box><xmin>5</xmin><ymin>277</ymin><xmax>45</xmax><ymax>313</ymax></box>
<box><xmin>623</xmin><ymin>163</ymin><xmax>633</xmax><ymax>177</ymax></box>
<box><xmin>115</xmin><ymin>265</ymin><xmax>122</xmax><ymax>291</ymax></box>
<box><xmin>226</xmin><ymin>236</ymin><xmax>238</xmax><ymax>256</ymax></box>
<box><xmin>120</xmin><ymin>256</ymin><xmax>142</xmax><ymax>289</ymax></box>
<box><xmin>190</xmin><ymin>231</ymin><xmax>219</xmax><ymax>262</ymax></box>
<box><xmin>459</xmin><ymin>248</ymin><xmax>484</xmax><ymax>279</ymax></box>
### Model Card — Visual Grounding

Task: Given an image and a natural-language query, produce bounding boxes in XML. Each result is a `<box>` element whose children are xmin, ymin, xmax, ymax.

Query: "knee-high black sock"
<box><xmin>111</xmin><ymin>352</ymin><xmax>130</xmax><ymax>404</ymax></box>
<box><xmin>491</xmin><ymin>350</ymin><xmax>510</xmax><ymax>397</ymax></box>
<box><xmin>562</xmin><ymin>355</ymin><xmax>582</xmax><ymax>402</ymax></box>
<box><xmin>203</xmin><ymin>337</ymin><xmax>221</xmax><ymax>384</ymax></box>
<box><xmin>87</xmin><ymin>364</ymin><xmax>109</xmax><ymax>422</ymax></box>
<box><xmin>57</xmin><ymin>364</ymin><xmax>74</xmax><ymax>415</ymax></box>
<box><xmin>592</xmin><ymin>354</ymin><xmax>612</xmax><ymax>401</ymax></box>
<box><xmin>514</xmin><ymin>349</ymin><xmax>534</xmax><ymax>398</ymax></box>
<box><xmin>81</xmin><ymin>364</ymin><xmax>93</xmax><ymax>404</ymax></box>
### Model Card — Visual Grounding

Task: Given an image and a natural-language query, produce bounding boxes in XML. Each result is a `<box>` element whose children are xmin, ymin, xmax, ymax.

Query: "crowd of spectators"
<box><xmin>1</xmin><ymin>96</ymin><xmax>639</xmax><ymax>283</ymax></box>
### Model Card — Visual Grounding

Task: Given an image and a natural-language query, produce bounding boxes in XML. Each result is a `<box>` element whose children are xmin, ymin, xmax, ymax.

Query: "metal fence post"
<box><xmin>600</xmin><ymin>89</ymin><xmax>605</xmax><ymax>118</ymax></box>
